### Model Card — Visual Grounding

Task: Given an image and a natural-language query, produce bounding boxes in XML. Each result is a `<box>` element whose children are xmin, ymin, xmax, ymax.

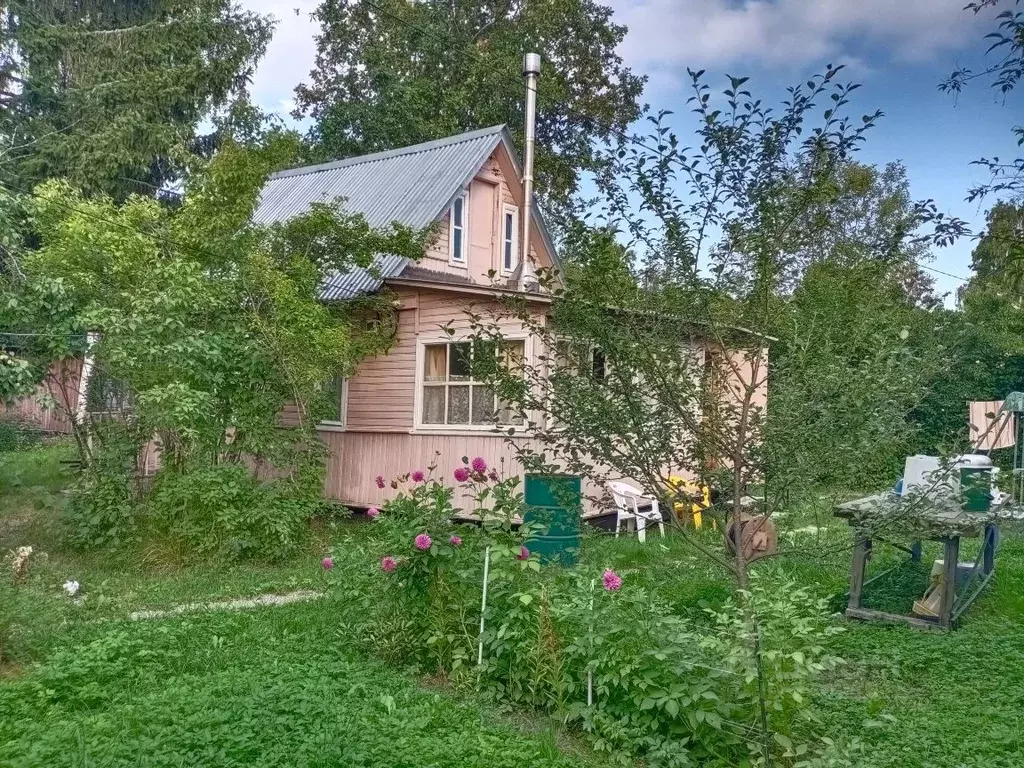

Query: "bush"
<box><xmin>64</xmin><ymin>469</ymin><xmax>136</xmax><ymax>549</ymax></box>
<box><xmin>147</xmin><ymin>464</ymin><xmax>314</xmax><ymax>560</ymax></box>
<box><xmin>0</xmin><ymin>415</ymin><xmax>43</xmax><ymax>453</ymax></box>
<box><xmin>327</xmin><ymin>462</ymin><xmax>861</xmax><ymax>768</ymax></box>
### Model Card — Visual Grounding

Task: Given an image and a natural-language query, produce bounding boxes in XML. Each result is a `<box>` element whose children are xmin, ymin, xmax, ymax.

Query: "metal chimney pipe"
<box><xmin>520</xmin><ymin>52</ymin><xmax>541</xmax><ymax>288</ymax></box>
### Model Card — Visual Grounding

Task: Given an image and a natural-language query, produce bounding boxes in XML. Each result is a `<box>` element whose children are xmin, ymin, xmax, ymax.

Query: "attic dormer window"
<box><xmin>502</xmin><ymin>205</ymin><xmax>519</xmax><ymax>274</ymax></box>
<box><xmin>450</xmin><ymin>192</ymin><xmax>468</xmax><ymax>265</ymax></box>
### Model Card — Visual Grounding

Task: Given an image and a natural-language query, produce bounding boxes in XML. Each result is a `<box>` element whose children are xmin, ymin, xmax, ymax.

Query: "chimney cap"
<box><xmin>523</xmin><ymin>52</ymin><xmax>541</xmax><ymax>76</ymax></box>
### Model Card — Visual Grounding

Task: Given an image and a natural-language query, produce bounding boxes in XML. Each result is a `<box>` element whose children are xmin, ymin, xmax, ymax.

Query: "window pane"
<box><xmin>447</xmin><ymin>385</ymin><xmax>470</xmax><ymax>423</ymax></box>
<box><xmin>453</xmin><ymin>196</ymin><xmax>463</xmax><ymax>226</ymax></box>
<box><xmin>324</xmin><ymin>376</ymin><xmax>342</xmax><ymax>422</ymax></box>
<box><xmin>422</xmin><ymin>386</ymin><xmax>445</xmax><ymax>424</ymax></box>
<box><xmin>505</xmin><ymin>212</ymin><xmax>513</xmax><ymax>240</ymax></box>
<box><xmin>592</xmin><ymin>348</ymin><xmax>607</xmax><ymax>380</ymax></box>
<box><xmin>449</xmin><ymin>342</ymin><xmax>472</xmax><ymax>381</ymax></box>
<box><xmin>500</xmin><ymin>340</ymin><xmax>525</xmax><ymax>375</ymax></box>
<box><xmin>424</xmin><ymin>345</ymin><xmax>447</xmax><ymax>382</ymax></box>
<box><xmin>452</xmin><ymin>227</ymin><xmax>463</xmax><ymax>261</ymax></box>
<box><xmin>471</xmin><ymin>384</ymin><xmax>495</xmax><ymax>424</ymax></box>
<box><xmin>495</xmin><ymin>399</ymin><xmax>523</xmax><ymax>426</ymax></box>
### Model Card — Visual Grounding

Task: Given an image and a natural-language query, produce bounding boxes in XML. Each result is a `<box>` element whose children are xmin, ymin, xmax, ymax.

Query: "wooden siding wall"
<box><xmin>341</xmin><ymin>287</ymin><xmax>543</xmax><ymax>435</ymax></box>
<box><xmin>323</xmin><ymin>286</ymin><xmax>557</xmax><ymax>507</ymax></box>
<box><xmin>0</xmin><ymin>359</ymin><xmax>81</xmax><ymax>433</ymax></box>
<box><xmin>346</xmin><ymin>306</ymin><xmax>418</xmax><ymax>432</ymax></box>
<box><xmin>419</xmin><ymin>150</ymin><xmax>546</xmax><ymax>284</ymax></box>
<box><xmin>321</xmin><ymin>430</ymin><xmax>610</xmax><ymax>513</ymax></box>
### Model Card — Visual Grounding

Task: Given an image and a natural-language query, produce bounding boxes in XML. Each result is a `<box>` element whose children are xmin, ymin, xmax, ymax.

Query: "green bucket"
<box><xmin>960</xmin><ymin>467</ymin><xmax>992</xmax><ymax>512</ymax></box>
<box><xmin>523</xmin><ymin>474</ymin><xmax>582</xmax><ymax>566</ymax></box>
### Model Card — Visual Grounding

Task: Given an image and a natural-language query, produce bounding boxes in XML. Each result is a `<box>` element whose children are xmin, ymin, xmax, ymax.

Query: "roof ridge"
<box><xmin>269</xmin><ymin>125</ymin><xmax>508</xmax><ymax>181</ymax></box>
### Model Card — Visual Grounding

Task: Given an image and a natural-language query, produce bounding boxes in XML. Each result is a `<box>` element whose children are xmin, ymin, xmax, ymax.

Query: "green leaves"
<box><xmin>6</xmin><ymin>142</ymin><xmax>426</xmax><ymax>550</ymax></box>
<box><xmin>294</xmin><ymin>0</ymin><xmax>644</xmax><ymax>218</ymax></box>
<box><xmin>2</xmin><ymin>0</ymin><xmax>275</xmax><ymax>199</ymax></box>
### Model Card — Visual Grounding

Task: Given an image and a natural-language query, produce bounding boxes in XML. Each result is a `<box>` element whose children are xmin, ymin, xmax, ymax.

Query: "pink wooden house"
<box><xmin>256</xmin><ymin>125</ymin><xmax>566</xmax><ymax>508</ymax></box>
<box><xmin>255</xmin><ymin>125</ymin><xmax>767</xmax><ymax>515</ymax></box>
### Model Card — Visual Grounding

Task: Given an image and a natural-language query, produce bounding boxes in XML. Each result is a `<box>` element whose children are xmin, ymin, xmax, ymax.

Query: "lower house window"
<box><xmin>320</xmin><ymin>375</ymin><xmax>347</xmax><ymax>427</ymax></box>
<box><xmin>421</xmin><ymin>340</ymin><xmax>525</xmax><ymax>427</ymax></box>
<box><xmin>85</xmin><ymin>368</ymin><xmax>131</xmax><ymax>414</ymax></box>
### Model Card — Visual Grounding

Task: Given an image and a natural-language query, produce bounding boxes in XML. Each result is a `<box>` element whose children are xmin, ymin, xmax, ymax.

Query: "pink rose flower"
<box><xmin>449</xmin><ymin>535</ymin><xmax>462</xmax><ymax>547</ymax></box>
<box><xmin>375</xmin><ymin>475</ymin><xmax>386</xmax><ymax>489</ymax></box>
<box><xmin>321</xmin><ymin>557</ymin><xmax>334</xmax><ymax>570</ymax></box>
<box><xmin>380</xmin><ymin>556</ymin><xmax>397</xmax><ymax>572</ymax></box>
<box><xmin>366</xmin><ymin>507</ymin><xmax>380</xmax><ymax>519</ymax></box>
<box><xmin>453</xmin><ymin>467</ymin><xmax>470</xmax><ymax>483</ymax></box>
<box><xmin>414</xmin><ymin>533</ymin><xmax>432</xmax><ymax>551</ymax></box>
<box><xmin>471</xmin><ymin>457</ymin><xmax>488</xmax><ymax>473</ymax></box>
<box><xmin>516</xmin><ymin>545</ymin><xmax>530</xmax><ymax>561</ymax></box>
<box><xmin>411</xmin><ymin>469</ymin><xmax>425</xmax><ymax>483</ymax></box>
<box><xmin>603</xmin><ymin>569</ymin><xmax>623</xmax><ymax>591</ymax></box>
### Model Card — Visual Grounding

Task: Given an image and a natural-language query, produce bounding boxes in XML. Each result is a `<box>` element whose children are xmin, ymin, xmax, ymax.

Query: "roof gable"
<box><xmin>252</xmin><ymin>126</ymin><xmax>557</xmax><ymax>300</ymax></box>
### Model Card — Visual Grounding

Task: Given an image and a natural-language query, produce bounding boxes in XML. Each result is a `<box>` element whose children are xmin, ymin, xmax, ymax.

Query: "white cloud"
<box><xmin>240</xmin><ymin>1</ymin><xmax>320</xmax><ymax>123</ymax></box>
<box><xmin>609</xmin><ymin>0</ymin><xmax>984</xmax><ymax>87</ymax></box>
<box><xmin>237</xmin><ymin>0</ymin><xmax>985</xmax><ymax>115</ymax></box>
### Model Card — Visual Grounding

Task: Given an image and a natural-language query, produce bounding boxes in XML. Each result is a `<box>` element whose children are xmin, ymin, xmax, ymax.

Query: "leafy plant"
<box><xmin>147</xmin><ymin>464</ymin><xmax>316</xmax><ymax>560</ymax></box>
<box><xmin>0</xmin><ymin>415</ymin><xmax>42</xmax><ymax>453</ymax></box>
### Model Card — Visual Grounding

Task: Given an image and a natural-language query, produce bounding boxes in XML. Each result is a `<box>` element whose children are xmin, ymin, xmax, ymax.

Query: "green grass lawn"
<box><xmin>0</xmin><ymin>600</ymin><xmax>603</xmax><ymax>768</ymax></box>
<box><xmin>3</xmin><ymin>443</ymin><xmax>1024</xmax><ymax>766</ymax></box>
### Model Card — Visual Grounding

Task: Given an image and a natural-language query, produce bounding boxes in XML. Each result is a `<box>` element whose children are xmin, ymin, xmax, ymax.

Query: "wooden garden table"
<box><xmin>833</xmin><ymin>492</ymin><xmax>1002</xmax><ymax>630</ymax></box>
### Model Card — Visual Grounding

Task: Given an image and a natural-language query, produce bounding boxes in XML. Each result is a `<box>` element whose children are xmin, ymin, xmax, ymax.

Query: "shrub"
<box><xmin>147</xmin><ymin>464</ymin><xmax>314</xmax><ymax>560</ymax></box>
<box><xmin>330</xmin><ymin>459</ymin><xmax>537</xmax><ymax>675</ymax></box>
<box><xmin>328</xmin><ymin>464</ymin><xmax>860</xmax><ymax>768</ymax></box>
<box><xmin>64</xmin><ymin>469</ymin><xmax>136</xmax><ymax>549</ymax></box>
<box><xmin>0</xmin><ymin>415</ymin><xmax>42</xmax><ymax>453</ymax></box>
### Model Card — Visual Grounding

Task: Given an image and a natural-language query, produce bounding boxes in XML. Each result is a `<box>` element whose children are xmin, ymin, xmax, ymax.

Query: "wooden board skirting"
<box><xmin>845</xmin><ymin>607</ymin><xmax>946</xmax><ymax>631</ymax></box>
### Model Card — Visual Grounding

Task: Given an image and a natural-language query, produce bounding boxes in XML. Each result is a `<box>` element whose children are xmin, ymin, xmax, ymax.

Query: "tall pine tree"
<box><xmin>0</xmin><ymin>0</ymin><xmax>273</xmax><ymax>199</ymax></box>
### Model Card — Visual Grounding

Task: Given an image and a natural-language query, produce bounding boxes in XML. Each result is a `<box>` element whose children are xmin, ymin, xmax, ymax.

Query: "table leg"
<box><xmin>939</xmin><ymin>537</ymin><xmax>960</xmax><ymax>629</ymax></box>
<box><xmin>983</xmin><ymin>524</ymin><xmax>996</xmax><ymax>575</ymax></box>
<box><xmin>849</xmin><ymin>533</ymin><xmax>869</xmax><ymax>611</ymax></box>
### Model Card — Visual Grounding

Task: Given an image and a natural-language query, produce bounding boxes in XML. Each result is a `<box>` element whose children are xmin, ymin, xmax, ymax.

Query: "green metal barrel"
<box><xmin>523</xmin><ymin>473</ymin><xmax>582</xmax><ymax>566</ymax></box>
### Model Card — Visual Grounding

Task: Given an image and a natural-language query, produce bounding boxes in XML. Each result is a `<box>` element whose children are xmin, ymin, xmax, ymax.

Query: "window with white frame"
<box><xmin>85</xmin><ymin>367</ymin><xmax>131</xmax><ymax>414</ymax></box>
<box><xmin>502</xmin><ymin>205</ymin><xmax>519</xmax><ymax>273</ymax></box>
<box><xmin>420</xmin><ymin>340</ymin><xmax>526</xmax><ymax>427</ymax></box>
<box><xmin>319</xmin><ymin>375</ymin><xmax>347</xmax><ymax>428</ymax></box>
<box><xmin>450</xmin><ymin>192</ymin><xmax>468</xmax><ymax>264</ymax></box>
<box><xmin>546</xmin><ymin>340</ymin><xmax>605</xmax><ymax>430</ymax></box>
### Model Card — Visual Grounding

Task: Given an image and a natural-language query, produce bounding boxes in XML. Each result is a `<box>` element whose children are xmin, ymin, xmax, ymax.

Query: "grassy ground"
<box><xmin>0</xmin><ymin>444</ymin><xmax>608</xmax><ymax>767</ymax></box>
<box><xmin>3</xmin><ymin>443</ymin><xmax>1024</xmax><ymax>766</ymax></box>
<box><xmin>0</xmin><ymin>600</ymin><xmax>604</xmax><ymax>767</ymax></box>
<box><xmin>580</xmin><ymin>510</ymin><xmax>1024</xmax><ymax>768</ymax></box>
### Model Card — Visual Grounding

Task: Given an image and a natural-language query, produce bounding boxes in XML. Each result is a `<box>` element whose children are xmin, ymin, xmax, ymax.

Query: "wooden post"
<box><xmin>849</xmin><ymin>533</ymin><xmax>869</xmax><ymax>611</ymax></box>
<box><xmin>983</xmin><ymin>524</ymin><xmax>996</xmax><ymax>575</ymax></box>
<box><xmin>911</xmin><ymin>540</ymin><xmax>922</xmax><ymax>563</ymax></box>
<box><xmin>939</xmin><ymin>537</ymin><xmax>960</xmax><ymax>629</ymax></box>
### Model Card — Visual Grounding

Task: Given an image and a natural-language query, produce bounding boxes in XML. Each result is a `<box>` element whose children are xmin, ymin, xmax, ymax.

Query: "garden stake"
<box><xmin>476</xmin><ymin>546</ymin><xmax>491</xmax><ymax>667</ymax></box>
<box><xmin>587</xmin><ymin>577</ymin><xmax>596</xmax><ymax>707</ymax></box>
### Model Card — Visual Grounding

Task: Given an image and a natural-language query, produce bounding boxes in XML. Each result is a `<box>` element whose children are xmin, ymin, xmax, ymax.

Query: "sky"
<box><xmin>239</xmin><ymin>0</ymin><xmax>1022</xmax><ymax>302</ymax></box>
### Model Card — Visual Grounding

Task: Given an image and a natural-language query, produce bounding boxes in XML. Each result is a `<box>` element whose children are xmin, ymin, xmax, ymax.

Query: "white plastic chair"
<box><xmin>608</xmin><ymin>481</ymin><xmax>665</xmax><ymax>542</ymax></box>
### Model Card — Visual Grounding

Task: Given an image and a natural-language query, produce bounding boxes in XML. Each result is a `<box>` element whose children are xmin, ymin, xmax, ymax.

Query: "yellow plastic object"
<box><xmin>669</xmin><ymin>476</ymin><xmax>710</xmax><ymax>529</ymax></box>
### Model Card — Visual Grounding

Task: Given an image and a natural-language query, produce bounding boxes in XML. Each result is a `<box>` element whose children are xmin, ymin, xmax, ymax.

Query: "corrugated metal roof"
<box><xmin>253</xmin><ymin>126</ymin><xmax>510</xmax><ymax>300</ymax></box>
